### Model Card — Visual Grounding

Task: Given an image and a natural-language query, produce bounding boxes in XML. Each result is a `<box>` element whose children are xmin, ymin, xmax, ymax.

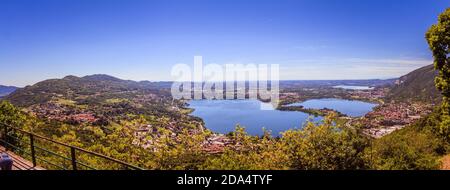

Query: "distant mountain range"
<box><xmin>387</xmin><ymin>64</ymin><xmax>441</xmax><ymax>103</ymax></box>
<box><xmin>0</xmin><ymin>85</ymin><xmax>18</xmax><ymax>97</ymax></box>
<box><xmin>4</xmin><ymin>64</ymin><xmax>441</xmax><ymax>107</ymax></box>
<box><xmin>279</xmin><ymin>79</ymin><xmax>396</xmax><ymax>88</ymax></box>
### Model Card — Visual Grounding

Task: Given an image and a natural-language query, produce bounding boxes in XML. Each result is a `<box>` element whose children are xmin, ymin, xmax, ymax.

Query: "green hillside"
<box><xmin>5</xmin><ymin>74</ymin><xmax>172</xmax><ymax>107</ymax></box>
<box><xmin>388</xmin><ymin>64</ymin><xmax>441</xmax><ymax>103</ymax></box>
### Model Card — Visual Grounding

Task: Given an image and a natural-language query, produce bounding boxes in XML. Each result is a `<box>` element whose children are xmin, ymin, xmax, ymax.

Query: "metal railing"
<box><xmin>0</xmin><ymin>124</ymin><xmax>144</xmax><ymax>170</ymax></box>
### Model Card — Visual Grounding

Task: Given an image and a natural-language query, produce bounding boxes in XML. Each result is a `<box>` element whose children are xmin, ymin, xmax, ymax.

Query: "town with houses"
<box><xmin>19</xmin><ymin>83</ymin><xmax>436</xmax><ymax>154</ymax></box>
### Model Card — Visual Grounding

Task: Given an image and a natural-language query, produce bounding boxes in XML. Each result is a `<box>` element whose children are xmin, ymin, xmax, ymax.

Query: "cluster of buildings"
<box><xmin>131</xmin><ymin>120</ymin><xmax>214</xmax><ymax>151</ymax></box>
<box><xmin>131</xmin><ymin>122</ymin><xmax>233</xmax><ymax>154</ymax></box>
<box><xmin>348</xmin><ymin>87</ymin><xmax>387</xmax><ymax>101</ymax></box>
<box><xmin>132</xmin><ymin>124</ymin><xmax>158</xmax><ymax>150</ymax></box>
<box><xmin>29</xmin><ymin>103</ymin><xmax>100</xmax><ymax>124</ymax></box>
<box><xmin>202</xmin><ymin>134</ymin><xmax>232</xmax><ymax>154</ymax></box>
<box><xmin>354</xmin><ymin>102</ymin><xmax>434</xmax><ymax>138</ymax></box>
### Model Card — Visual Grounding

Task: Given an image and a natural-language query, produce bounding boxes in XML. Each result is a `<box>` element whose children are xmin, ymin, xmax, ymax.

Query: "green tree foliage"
<box><xmin>202</xmin><ymin>126</ymin><xmax>291</xmax><ymax>170</ymax></box>
<box><xmin>281</xmin><ymin>114</ymin><xmax>369</xmax><ymax>170</ymax></box>
<box><xmin>369</xmin><ymin>127</ymin><xmax>441</xmax><ymax>170</ymax></box>
<box><xmin>426</xmin><ymin>8</ymin><xmax>450</xmax><ymax>139</ymax></box>
<box><xmin>203</xmin><ymin>114</ymin><xmax>370</xmax><ymax>170</ymax></box>
<box><xmin>368</xmin><ymin>108</ymin><xmax>449</xmax><ymax>170</ymax></box>
<box><xmin>0</xmin><ymin>101</ymin><xmax>26</xmax><ymax>127</ymax></box>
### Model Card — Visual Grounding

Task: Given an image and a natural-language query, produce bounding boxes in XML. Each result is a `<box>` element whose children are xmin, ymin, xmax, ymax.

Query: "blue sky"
<box><xmin>0</xmin><ymin>0</ymin><xmax>449</xmax><ymax>86</ymax></box>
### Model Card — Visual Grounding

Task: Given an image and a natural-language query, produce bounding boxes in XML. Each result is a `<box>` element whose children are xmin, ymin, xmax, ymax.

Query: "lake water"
<box><xmin>188</xmin><ymin>100</ymin><xmax>320</xmax><ymax>136</ymax></box>
<box><xmin>188</xmin><ymin>98</ymin><xmax>377</xmax><ymax>136</ymax></box>
<box><xmin>287</xmin><ymin>98</ymin><xmax>378</xmax><ymax>117</ymax></box>
<box><xmin>333</xmin><ymin>85</ymin><xmax>374</xmax><ymax>90</ymax></box>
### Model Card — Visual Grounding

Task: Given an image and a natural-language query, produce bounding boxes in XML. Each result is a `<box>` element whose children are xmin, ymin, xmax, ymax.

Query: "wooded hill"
<box><xmin>387</xmin><ymin>64</ymin><xmax>441</xmax><ymax>103</ymax></box>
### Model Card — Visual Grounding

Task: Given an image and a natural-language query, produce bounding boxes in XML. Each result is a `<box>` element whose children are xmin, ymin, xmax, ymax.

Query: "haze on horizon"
<box><xmin>1</xmin><ymin>0</ymin><xmax>449</xmax><ymax>87</ymax></box>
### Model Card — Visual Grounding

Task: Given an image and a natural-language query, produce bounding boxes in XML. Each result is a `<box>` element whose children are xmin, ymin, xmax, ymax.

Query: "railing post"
<box><xmin>70</xmin><ymin>147</ymin><xmax>77</xmax><ymax>170</ymax></box>
<box><xmin>29</xmin><ymin>133</ymin><xmax>37</xmax><ymax>167</ymax></box>
<box><xmin>3</xmin><ymin>124</ymin><xmax>8</xmax><ymax>151</ymax></box>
